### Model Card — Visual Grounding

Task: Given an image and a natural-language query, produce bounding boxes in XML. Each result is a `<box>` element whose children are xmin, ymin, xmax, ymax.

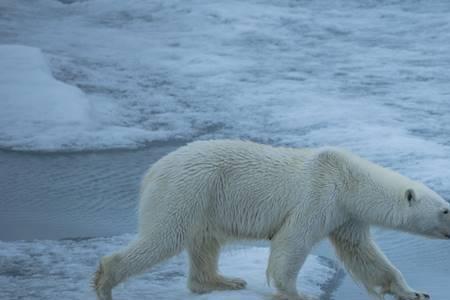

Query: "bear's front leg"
<box><xmin>387</xmin><ymin>276</ymin><xmax>430</xmax><ymax>300</ymax></box>
<box><xmin>330</xmin><ymin>220</ymin><xmax>430</xmax><ymax>300</ymax></box>
<box><xmin>266</xmin><ymin>225</ymin><xmax>315</xmax><ymax>300</ymax></box>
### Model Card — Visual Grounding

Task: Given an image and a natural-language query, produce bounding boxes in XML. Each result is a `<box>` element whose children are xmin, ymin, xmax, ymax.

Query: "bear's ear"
<box><xmin>405</xmin><ymin>188</ymin><xmax>416</xmax><ymax>206</ymax></box>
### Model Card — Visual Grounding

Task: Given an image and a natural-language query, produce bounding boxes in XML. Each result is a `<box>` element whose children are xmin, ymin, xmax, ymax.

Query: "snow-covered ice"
<box><xmin>0</xmin><ymin>45</ymin><xmax>91</xmax><ymax>150</ymax></box>
<box><xmin>0</xmin><ymin>44</ymin><xmax>157</xmax><ymax>151</ymax></box>
<box><xmin>2</xmin><ymin>0</ymin><xmax>450</xmax><ymax>165</ymax></box>
<box><xmin>0</xmin><ymin>235</ymin><xmax>338</xmax><ymax>300</ymax></box>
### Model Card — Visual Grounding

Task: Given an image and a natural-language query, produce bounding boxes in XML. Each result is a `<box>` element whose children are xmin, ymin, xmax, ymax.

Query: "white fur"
<box><xmin>93</xmin><ymin>140</ymin><xmax>450</xmax><ymax>300</ymax></box>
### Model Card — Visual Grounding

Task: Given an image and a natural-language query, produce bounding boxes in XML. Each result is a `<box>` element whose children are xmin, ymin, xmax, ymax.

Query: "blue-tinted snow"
<box><xmin>1</xmin><ymin>1</ymin><xmax>450</xmax><ymax>162</ymax></box>
<box><xmin>0</xmin><ymin>45</ymin><xmax>92</xmax><ymax>149</ymax></box>
<box><xmin>0</xmin><ymin>236</ymin><xmax>337</xmax><ymax>300</ymax></box>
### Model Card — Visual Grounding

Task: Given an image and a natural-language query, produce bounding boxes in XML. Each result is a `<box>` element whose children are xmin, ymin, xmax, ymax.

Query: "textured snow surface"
<box><xmin>2</xmin><ymin>0</ymin><xmax>450</xmax><ymax>161</ymax></box>
<box><xmin>0</xmin><ymin>45</ymin><xmax>91</xmax><ymax>149</ymax></box>
<box><xmin>0</xmin><ymin>44</ymin><xmax>153</xmax><ymax>151</ymax></box>
<box><xmin>0</xmin><ymin>235</ymin><xmax>337</xmax><ymax>300</ymax></box>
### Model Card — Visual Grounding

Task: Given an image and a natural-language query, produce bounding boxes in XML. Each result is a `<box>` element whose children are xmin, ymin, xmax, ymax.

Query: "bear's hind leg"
<box><xmin>94</xmin><ymin>230</ymin><xmax>185</xmax><ymax>300</ymax></box>
<box><xmin>187</xmin><ymin>235</ymin><xmax>247</xmax><ymax>294</ymax></box>
<box><xmin>266</xmin><ymin>223</ymin><xmax>314</xmax><ymax>300</ymax></box>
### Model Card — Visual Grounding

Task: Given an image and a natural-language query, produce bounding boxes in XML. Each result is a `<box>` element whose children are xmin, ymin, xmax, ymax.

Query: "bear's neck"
<box><xmin>335</xmin><ymin>156</ymin><xmax>407</xmax><ymax>230</ymax></box>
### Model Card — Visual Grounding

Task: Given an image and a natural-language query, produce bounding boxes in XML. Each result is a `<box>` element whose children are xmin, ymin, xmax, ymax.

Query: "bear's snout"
<box><xmin>431</xmin><ymin>207</ymin><xmax>450</xmax><ymax>239</ymax></box>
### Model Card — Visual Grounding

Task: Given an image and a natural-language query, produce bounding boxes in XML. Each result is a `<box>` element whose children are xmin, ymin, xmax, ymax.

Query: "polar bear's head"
<box><xmin>322</xmin><ymin>148</ymin><xmax>450</xmax><ymax>239</ymax></box>
<box><xmin>357</xmin><ymin>178</ymin><xmax>450</xmax><ymax>240</ymax></box>
<box><xmin>397</xmin><ymin>183</ymin><xmax>450</xmax><ymax>239</ymax></box>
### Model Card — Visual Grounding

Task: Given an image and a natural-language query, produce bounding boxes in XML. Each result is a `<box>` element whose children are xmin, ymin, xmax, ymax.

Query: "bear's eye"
<box><xmin>405</xmin><ymin>189</ymin><xmax>415</xmax><ymax>206</ymax></box>
<box><xmin>407</xmin><ymin>192</ymin><xmax>413</xmax><ymax>202</ymax></box>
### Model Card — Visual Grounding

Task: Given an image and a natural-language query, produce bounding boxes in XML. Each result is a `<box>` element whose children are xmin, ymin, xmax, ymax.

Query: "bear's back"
<box><xmin>146</xmin><ymin>140</ymin><xmax>314</xmax><ymax>181</ymax></box>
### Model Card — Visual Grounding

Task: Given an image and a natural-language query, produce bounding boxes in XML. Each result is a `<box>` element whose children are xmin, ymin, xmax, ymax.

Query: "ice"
<box><xmin>0</xmin><ymin>45</ymin><xmax>91</xmax><ymax>150</ymax></box>
<box><xmin>0</xmin><ymin>44</ymin><xmax>163</xmax><ymax>151</ymax></box>
<box><xmin>0</xmin><ymin>235</ymin><xmax>338</xmax><ymax>300</ymax></box>
<box><xmin>1</xmin><ymin>0</ymin><xmax>450</xmax><ymax>165</ymax></box>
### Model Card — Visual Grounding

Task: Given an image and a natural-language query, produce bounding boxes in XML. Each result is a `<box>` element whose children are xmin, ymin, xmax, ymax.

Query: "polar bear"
<box><xmin>93</xmin><ymin>140</ymin><xmax>450</xmax><ymax>300</ymax></box>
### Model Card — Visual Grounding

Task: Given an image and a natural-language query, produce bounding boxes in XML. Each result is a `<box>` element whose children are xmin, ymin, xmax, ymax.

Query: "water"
<box><xmin>0</xmin><ymin>144</ymin><xmax>181</xmax><ymax>241</ymax></box>
<box><xmin>1</xmin><ymin>0</ymin><xmax>450</xmax><ymax>299</ymax></box>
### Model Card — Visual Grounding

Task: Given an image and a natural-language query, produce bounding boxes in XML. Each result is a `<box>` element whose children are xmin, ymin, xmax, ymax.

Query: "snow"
<box><xmin>2</xmin><ymin>0</ymin><xmax>450</xmax><ymax>164</ymax></box>
<box><xmin>0</xmin><ymin>45</ymin><xmax>91</xmax><ymax>150</ymax></box>
<box><xmin>0</xmin><ymin>235</ymin><xmax>337</xmax><ymax>300</ymax></box>
<box><xmin>0</xmin><ymin>44</ymin><xmax>160</xmax><ymax>151</ymax></box>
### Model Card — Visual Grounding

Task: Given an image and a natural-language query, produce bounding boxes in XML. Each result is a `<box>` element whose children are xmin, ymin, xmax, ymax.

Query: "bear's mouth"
<box><xmin>440</xmin><ymin>232</ymin><xmax>450</xmax><ymax>239</ymax></box>
<box><xmin>433</xmin><ymin>228</ymin><xmax>450</xmax><ymax>239</ymax></box>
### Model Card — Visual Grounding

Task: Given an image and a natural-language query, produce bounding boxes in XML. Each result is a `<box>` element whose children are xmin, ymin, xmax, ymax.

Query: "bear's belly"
<box><xmin>206</xmin><ymin>199</ymin><xmax>291</xmax><ymax>240</ymax></box>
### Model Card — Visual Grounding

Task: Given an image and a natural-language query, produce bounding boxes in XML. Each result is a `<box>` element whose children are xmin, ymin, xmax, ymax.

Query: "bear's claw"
<box><xmin>216</xmin><ymin>276</ymin><xmax>247</xmax><ymax>290</ymax></box>
<box><xmin>189</xmin><ymin>275</ymin><xmax>247</xmax><ymax>293</ymax></box>
<box><xmin>397</xmin><ymin>291</ymin><xmax>430</xmax><ymax>300</ymax></box>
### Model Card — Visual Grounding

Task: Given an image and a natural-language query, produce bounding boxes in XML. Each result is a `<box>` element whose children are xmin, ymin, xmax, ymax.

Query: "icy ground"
<box><xmin>0</xmin><ymin>45</ymin><xmax>92</xmax><ymax>149</ymax></box>
<box><xmin>1</xmin><ymin>0</ymin><xmax>450</xmax><ymax>163</ymax></box>
<box><xmin>0</xmin><ymin>44</ymin><xmax>152</xmax><ymax>150</ymax></box>
<box><xmin>0</xmin><ymin>235</ymin><xmax>338</xmax><ymax>300</ymax></box>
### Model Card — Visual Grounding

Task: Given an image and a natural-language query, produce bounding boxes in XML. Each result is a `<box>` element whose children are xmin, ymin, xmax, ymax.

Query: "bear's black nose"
<box><xmin>443</xmin><ymin>208</ymin><xmax>449</xmax><ymax>215</ymax></box>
